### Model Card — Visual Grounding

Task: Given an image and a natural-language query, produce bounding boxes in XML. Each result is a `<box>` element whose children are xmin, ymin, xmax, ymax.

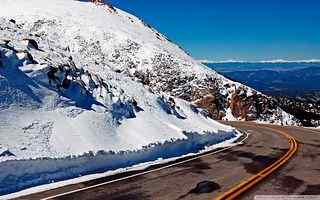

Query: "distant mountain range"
<box><xmin>200</xmin><ymin>59</ymin><xmax>320</xmax><ymax>64</ymax></box>
<box><xmin>204</xmin><ymin>61</ymin><xmax>320</xmax><ymax>97</ymax></box>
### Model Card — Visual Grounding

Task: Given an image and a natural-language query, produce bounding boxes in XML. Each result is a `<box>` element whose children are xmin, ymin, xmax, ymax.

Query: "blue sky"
<box><xmin>109</xmin><ymin>0</ymin><xmax>320</xmax><ymax>61</ymax></box>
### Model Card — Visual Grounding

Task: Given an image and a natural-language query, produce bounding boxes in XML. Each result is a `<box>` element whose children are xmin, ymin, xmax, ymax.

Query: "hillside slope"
<box><xmin>1</xmin><ymin>0</ymin><xmax>299</xmax><ymax>126</ymax></box>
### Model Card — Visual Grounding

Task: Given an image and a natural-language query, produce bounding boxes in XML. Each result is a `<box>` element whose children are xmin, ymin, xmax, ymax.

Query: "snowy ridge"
<box><xmin>0</xmin><ymin>0</ymin><xmax>240</xmax><ymax>195</ymax></box>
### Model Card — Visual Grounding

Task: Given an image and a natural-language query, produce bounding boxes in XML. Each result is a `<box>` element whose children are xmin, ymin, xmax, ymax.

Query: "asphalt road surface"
<box><xmin>234</xmin><ymin>123</ymin><xmax>320</xmax><ymax>199</ymax></box>
<box><xmin>14</xmin><ymin>122</ymin><xmax>320</xmax><ymax>200</ymax></box>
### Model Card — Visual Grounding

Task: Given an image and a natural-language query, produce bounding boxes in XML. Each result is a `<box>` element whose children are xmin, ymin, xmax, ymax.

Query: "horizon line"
<box><xmin>198</xmin><ymin>59</ymin><xmax>320</xmax><ymax>64</ymax></box>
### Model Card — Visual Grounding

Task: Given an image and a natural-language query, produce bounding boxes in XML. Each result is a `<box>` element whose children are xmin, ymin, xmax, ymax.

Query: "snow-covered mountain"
<box><xmin>0</xmin><ymin>0</ymin><xmax>241</xmax><ymax>196</ymax></box>
<box><xmin>0</xmin><ymin>0</ymin><xmax>297</xmax><ymax>196</ymax></box>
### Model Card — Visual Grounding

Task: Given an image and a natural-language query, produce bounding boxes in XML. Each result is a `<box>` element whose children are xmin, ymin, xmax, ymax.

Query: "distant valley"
<box><xmin>205</xmin><ymin>61</ymin><xmax>320</xmax><ymax>97</ymax></box>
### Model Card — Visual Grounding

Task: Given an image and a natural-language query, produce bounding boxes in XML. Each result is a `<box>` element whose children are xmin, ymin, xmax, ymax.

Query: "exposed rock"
<box><xmin>0</xmin><ymin>149</ymin><xmax>15</xmax><ymax>157</ymax></box>
<box><xmin>22</xmin><ymin>38</ymin><xmax>39</xmax><ymax>50</ymax></box>
<box><xmin>9</xmin><ymin>19</ymin><xmax>16</xmax><ymax>24</ymax></box>
<box><xmin>90</xmin><ymin>0</ymin><xmax>117</xmax><ymax>12</ymax></box>
<box><xmin>193</xmin><ymin>95</ymin><xmax>220</xmax><ymax>119</ymax></box>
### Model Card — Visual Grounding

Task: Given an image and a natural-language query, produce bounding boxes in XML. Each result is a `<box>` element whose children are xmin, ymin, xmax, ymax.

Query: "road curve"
<box><xmin>13</xmin><ymin>122</ymin><xmax>319</xmax><ymax>200</ymax></box>
<box><xmin>237</xmin><ymin>123</ymin><xmax>320</xmax><ymax>199</ymax></box>
<box><xmin>215</xmin><ymin>125</ymin><xmax>298</xmax><ymax>200</ymax></box>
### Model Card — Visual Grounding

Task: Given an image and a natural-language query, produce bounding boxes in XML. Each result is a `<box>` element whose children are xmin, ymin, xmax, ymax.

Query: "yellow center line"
<box><xmin>215</xmin><ymin>125</ymin><xmax>298</xmax><ymax>200</ymax></box>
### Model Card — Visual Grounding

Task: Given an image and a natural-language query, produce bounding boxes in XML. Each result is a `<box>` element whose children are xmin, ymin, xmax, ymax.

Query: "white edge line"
<box><xmin>41</xmin><ymin>130</ymin><xmax>248</xmax><ymax>200</ymax></box>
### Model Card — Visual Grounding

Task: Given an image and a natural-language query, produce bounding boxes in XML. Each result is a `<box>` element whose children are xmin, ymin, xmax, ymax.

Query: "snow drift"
<box><xmin>0</xmin><ymin>0</ymin><xmax>239</xmax><ymax>195</ymax></box>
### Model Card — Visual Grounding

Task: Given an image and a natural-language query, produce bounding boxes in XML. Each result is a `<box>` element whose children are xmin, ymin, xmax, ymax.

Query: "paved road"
<box><xmin>234</xmin><ymin>123</ymin><xmax>320</xmax><ymax>199</ymax></box>
<box><xmin>14</xmin><ymin>122</ymin><xmax>320</xmax><ymax>200</ymax></box>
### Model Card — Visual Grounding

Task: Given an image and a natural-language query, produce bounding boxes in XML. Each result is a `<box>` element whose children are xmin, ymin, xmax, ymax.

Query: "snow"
<box><xmin>0</xmin><ymin>131</ymin><xmax>243</xmax><ymax>200</ymax></box>
<box><xmin>255</xmin><ymin>109</ymin><xmax>297</xmax><ymax>126</ymax></box>
<box><xmin>0</xmin><ymin>0</ymin><xmax>239</xmax><ymax>196</ymax></box>
<box><xmin>223</xmin><ymin>108</ymin><xmax>238</xmax><ymax>121</ymax></box>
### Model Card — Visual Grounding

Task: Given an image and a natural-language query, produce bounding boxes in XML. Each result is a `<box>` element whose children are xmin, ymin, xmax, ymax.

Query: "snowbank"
<box><xmin>0</xmin><ymin>130</ymin><xmax>238</xmax><ymax>195</ymax></box>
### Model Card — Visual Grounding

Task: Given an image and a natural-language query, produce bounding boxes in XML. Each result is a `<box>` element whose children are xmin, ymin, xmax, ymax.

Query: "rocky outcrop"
<box><xmin>228</xmin><ymin>88</ymin><xmax>277</xmax><ymax>121</ymax></box>
<box><xmin>129</xmin><ymin>60</ymin><xmax>299</xmax><ymax>125</ymax></box>
<box><xmin>193</xmin><ymin>95</ymin><xmax>220</xmax><ymax>119</ymax></box>
<box><xmin>190</xmin><ymin>82</ymin><xmax>284</xmax><ymax>123</ymax></box>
